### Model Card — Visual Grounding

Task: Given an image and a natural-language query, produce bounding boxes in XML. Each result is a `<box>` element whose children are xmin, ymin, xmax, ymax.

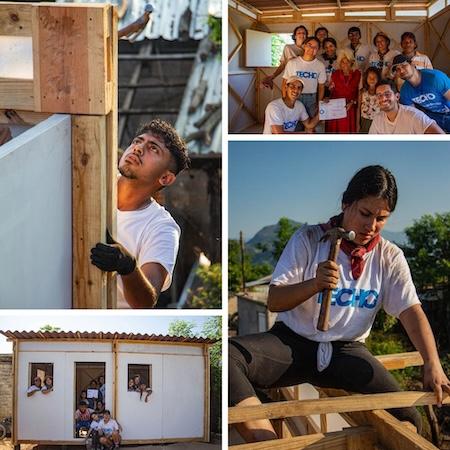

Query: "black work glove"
<box><xmin>90</xmin><ymin>230</ymin><xmax>136</xmax><ymax>275</ymax></box>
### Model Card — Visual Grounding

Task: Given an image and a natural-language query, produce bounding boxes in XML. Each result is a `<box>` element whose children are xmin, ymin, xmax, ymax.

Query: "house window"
<box><xmin>28</xmin><ymin>363</ymin><xmax>53</xmax><ymax>394</ymax></box>
<box><xmin>128</xmin><ymin>364</ymin><xmax>152</xmax><ymax>392</ymax></box>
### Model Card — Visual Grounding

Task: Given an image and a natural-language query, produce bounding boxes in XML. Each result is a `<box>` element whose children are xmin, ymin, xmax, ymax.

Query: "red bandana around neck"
<box><xmin>320</xmin><ymin>214</ymin><xmax>381</xmax><ymax>280</ymax></box>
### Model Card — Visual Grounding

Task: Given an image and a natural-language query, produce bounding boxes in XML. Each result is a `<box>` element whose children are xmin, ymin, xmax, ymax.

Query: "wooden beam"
<box><xmin>228</xmin><ymin>391</ymin><xmax>450</xmax><ymax>424</ymax></box>
<box><xmin>203</xmin><ymin>345</ymin><xmax>211</xmax><ymax>442</ymax></box>
<box><xmin>0</xmin><ymin>78</ymin><xmax>34</xmax><ymax>110</ymax></box>
<box><xmin>320</xmin><ymin>388</ymin><xmax>439</xmax><ymax>450</ymax></box>
<box><xmin>0</xmin><ymin>109</ymin><xmax>50</xmax><ymax>125</ymax></box>
<box><xmin>105</xmin><ymin>4</ymin><xmax>118</xmax><ymax>309</ymax></box>
<box><xmin>72</xmin><ymin>115</ymin><xmax>108</xmax><ymax>309</ymax></box>
<box><xmin>375</xmin><ymin>352</ymin><xmax>423</xmax><ymax>370</ymax></box>
<box><xmin>284</xmin><ymin>0</ymin><xmax>301</xmax><ymax>12</ymax></box>
<box><xmin>0</xmin><ymin>3</ymin><xmax>32</xmax><ymax>36</ymax></box>
<box><xmin>230</xmin><ymin>426</ymin><xmax>376</xmax><ymax>450</ymax></box>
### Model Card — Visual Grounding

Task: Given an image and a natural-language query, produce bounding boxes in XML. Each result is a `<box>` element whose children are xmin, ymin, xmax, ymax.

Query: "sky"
<box><xmin>0</xmin><ymin>312</ymin><xmax>217</xmax><ymax>354</ymax></box>
<box><xmin>229</xmin><ymin>140</ymin><xmax>450</xmax><ymax>239</ymax></box>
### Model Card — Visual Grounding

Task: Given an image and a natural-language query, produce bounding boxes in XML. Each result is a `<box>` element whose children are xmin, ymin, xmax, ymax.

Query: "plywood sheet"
<box><xmin>0</xmin><ymin>3</ymin><xmax>32</xmax><ymax>37</ymax></box>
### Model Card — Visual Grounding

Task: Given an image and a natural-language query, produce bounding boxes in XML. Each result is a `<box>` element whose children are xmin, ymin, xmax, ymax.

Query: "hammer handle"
<box><xmin>317</xmin><ymin>237</ymin><xmax>342</xmax><ymax>331</ymax></box>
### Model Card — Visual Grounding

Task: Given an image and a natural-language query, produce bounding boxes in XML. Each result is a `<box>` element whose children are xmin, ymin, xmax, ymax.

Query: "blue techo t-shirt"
<box><xmin>400</xmin><ymin>69</ymin><xmax>450</xmax><ymax>114</ymax></box>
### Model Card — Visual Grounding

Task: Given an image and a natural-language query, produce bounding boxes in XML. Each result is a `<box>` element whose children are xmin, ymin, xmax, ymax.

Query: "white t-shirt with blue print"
<box><xmin>283</xmin><ymin>57</ymin><xmax>327</xmax><ymax>94</ymax></box>
<box><xmin>263</xmin><ymin>98</ymin><xmax>309</xmax><ymax>134</ymax></box>
<box><xmin>346</xmin><ymin>43</ymin><xmax>373</xmax><ymax>72</ymax></box>
<box><xmin>271</xmin><ymin>224</ymin><xmax>420</xmax><ymax>342</ymax></box>
<box><xmin>400</xmin><ymin>69</ymin><xmax>450</xmax><ymax>114</ymax></box>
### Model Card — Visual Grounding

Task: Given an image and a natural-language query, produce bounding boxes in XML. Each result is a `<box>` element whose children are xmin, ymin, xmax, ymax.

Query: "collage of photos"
<box><xmin>0</xmin><ymin>0</ymin><xmax>449</xmax><ymax>450</ymax></box>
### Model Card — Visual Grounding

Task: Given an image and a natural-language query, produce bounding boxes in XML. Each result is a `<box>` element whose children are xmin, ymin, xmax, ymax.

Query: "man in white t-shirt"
<box><xmin>346</xmin><ymin>26</ymin><xmax>372</xmax><ymax>73</ymax></box>
<box><xmin>283</xmin><ymin>37</ymin><xmax>326</xmax><ymax>124</ymax></box>
<box><xmin>263</xmin><ymin>76</ymin><xmax>320</xmax><ymax>134</ymax></box>
<box><xmin>369</xmin><ymin>80</ymin><xmax>444</xmax><ymax>134</ymax></box>
<box><xmin>90</xmin><ymin>119</ymin><xmax>190</xmax><ymax>308</ymax></box>
<box><xmin>98</xmin><ymin>410</ymin><xmax>121</xmax><ymax>448</ymax></box>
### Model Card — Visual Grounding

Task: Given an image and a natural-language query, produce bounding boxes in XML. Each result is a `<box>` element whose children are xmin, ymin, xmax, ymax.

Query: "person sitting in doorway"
<box><xmin>98</xmin><ymin>375</ymin><xmax>105</xmax><ymax>402</ymax></box>
<box><xmin>75</xmin><ymin>402</ymin><xmax>94</xmax><ymax>437</ymax></box>
<box><xmin>369</xmin><ymin>79</ymin><xmax>444</xmax><ymax>134</ymax></box>
<box><xmin>98</xmin><ymin>410</ymin><xmax>122</xmax><ymax>449</ymax></box>
<box><xmin>27</xmin><ymin>376</ymin><xmax>42</xmax><ymax>397</ymax></box>
<box><xmin>94</xmin><ymin>400</ymin><xmax>106</xmax><ymax>419</ymax></box>
<box><xmin>87</xmin><ymin>412</ymin><xmax>101</xmax><ymax>450</ymax></box>
<box><xmin>263</xmin><ymin>76</ymin><xmax>320</xmax><ymax>134</ymax></box>
<box><xmin>87</xmin><ymin>380</ymin><xmax>100</xmax><ymax>409</ymax></box>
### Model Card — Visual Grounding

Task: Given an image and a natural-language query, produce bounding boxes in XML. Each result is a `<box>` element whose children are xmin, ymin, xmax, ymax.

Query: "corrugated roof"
<box><xmin>57</xmin><ymin>0</ymin><xmax>217</xmax><ymax>41</ymax></box>
<box><xmin>0</xmin><ymin>330</ymin><xmax>216</xmax><ymax>344</ymax></box>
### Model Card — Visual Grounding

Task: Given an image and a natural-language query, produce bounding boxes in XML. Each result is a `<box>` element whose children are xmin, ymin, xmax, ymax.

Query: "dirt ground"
<box><xmin>0</xmin><ymin>441</ymin><xmax>221</xmax><ymax>450</ymax></box>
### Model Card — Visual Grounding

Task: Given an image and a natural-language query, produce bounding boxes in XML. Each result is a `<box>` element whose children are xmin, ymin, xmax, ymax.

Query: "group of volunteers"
<box><xmin>74</xmin><ymin>377</ymin><xmax>122</xmax><ymax>449</ymax></box>
<box><xmin>263</xmin><ymin>25</ymin><xmax>449</xmax><ymax>134</ymax></box>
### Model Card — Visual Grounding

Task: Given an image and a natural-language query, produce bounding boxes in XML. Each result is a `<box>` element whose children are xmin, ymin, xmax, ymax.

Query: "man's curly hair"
<box><xmin>136</xmin><ymin>119</ymin><xmax>190</xmax><ymax>174</ymax></box>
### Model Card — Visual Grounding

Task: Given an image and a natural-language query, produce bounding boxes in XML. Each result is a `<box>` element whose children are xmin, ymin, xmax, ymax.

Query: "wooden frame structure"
<box><xmin>0</xmin><ymin>2</ymin><xmax>118</xmax><ymax>308</ymax></box>
<box><xmin>228</xmin><ymin>351</ymin><xmax>448</xmax><ymax>450</ymax></box>
<box><xmin>4</xmin><ymin>330</ymin><xmax>214</xmax><ymax>446</ymax></box>
<box><xmin>228</xmin><ymin>1</ymin><xmax>450</xmax><ymax>132</ymax></box>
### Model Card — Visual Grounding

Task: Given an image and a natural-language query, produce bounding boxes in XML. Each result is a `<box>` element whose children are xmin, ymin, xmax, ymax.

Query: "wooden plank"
<box><xmin>228</xmin><ymin>391</ymin><xmax>450</xmax><ymax>424</ymax></box>
<box><xmin>105</xmin><ymin>5</ymin><xmax>118</xmax><ymax>309</ymax></box>
<box><xmin>0</xmin><ymin>78</ymin><xmax>34</xmax><ymax>110</ymax></box>
<box><xmin>230</xmin><ymin>426</ymin><xmax>375</xmax><ymax>450</ymax></box>
<box><xmin>12</xmin><ymin>340</ymin><xmax>18</xmax><ymax>445</ymax></box>
<box><xmin>34</xmin><ymin>4</ymin><xmax>110</xmax><ymax>114</ymax></box>
<box><xmin>376</xmin><ymin>352</ymin><xmax>423</xmax><ymax>370</ymax></box>
<box><xmin>0</xmin><ymin>3</ymin><xmax>32</xmax><ymax>37</ymax></box>
<box><xmin>0</xmin><ymin>109</ymin><xmax>49</xmax><ymax>125</ymax></box>
<box><xmin>72</xmin><ymin>115</ymin><xmax>108</xmax><ymax>309</ymax></box>
<box><xmin>320</xmin><ymin>388</ymin><xmax>439</xmax><ymax>450</ymax></box>
<box><xmin>204</xmin><ymin>344</ymin><xmax>211</xmax><ymax>442</ymax></box>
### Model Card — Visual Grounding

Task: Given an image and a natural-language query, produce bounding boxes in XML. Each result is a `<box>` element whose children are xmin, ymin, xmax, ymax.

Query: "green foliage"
<box><xmin>168</xmin><ymin>319</ymin><xmax>196</xmax><ymax>338</ymax></box>
<box><xmin>272</xmin><ymin>217</ymin><xmax>299</xmax><ymax>261</ymax></box>
<box><xmin>403</xmin><ymin>213</ymin><xmax>450</xmax><ymax>290</ymax></box>
<box><xmin>271</xmin><ymin>34</ymin><xmax>285</xmax><ymax>67</ymax></box>
<box><xmin>39</xmin><ymin>325</ymin><xmax>61</xmax><ymax>332</ymax></box>
<box><xmin>228</xmin><ymin>239</ymin><xmax>272</xmax><ymax>293</ymax></box>
<box><xmin>208</xmin><ymin>15</ymin><xmax>222</xmax><ymax>47</ymax></box>
<box><xmin>372</xmin><ymin>309</ymin><xmax>398</xmax><ymax>333</ymax></box>
<box><xmin>189</xmin><ymin>263</ymin><xmax>222</xmax><ymax>309</ymax></box>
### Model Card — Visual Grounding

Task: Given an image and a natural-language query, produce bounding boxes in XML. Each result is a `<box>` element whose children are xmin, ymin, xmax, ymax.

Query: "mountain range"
<box><xmin>243</xmin><ymin>219</ymin><xmax>408</xmax><ymax>268</ymax></box>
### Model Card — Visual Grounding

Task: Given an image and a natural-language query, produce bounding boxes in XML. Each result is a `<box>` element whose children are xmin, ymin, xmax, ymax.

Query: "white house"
<box><xmin>1</xmin><ymin>330</ymin><xmax>214</xmax><ymax>446</ymax></box>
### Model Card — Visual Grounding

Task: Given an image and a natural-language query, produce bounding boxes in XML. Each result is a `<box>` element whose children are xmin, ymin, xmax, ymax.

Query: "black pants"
<box><xmin>229</xmin><ymin>321</ymin><xmax>422</xmax><ymax>432</ymax></box>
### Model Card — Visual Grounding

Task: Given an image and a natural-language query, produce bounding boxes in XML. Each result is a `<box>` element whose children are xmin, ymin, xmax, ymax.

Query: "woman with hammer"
<box><xmin>229</xmin><ymin>165</ymin><xmax>450</xmax><ymax>442</ymax></box>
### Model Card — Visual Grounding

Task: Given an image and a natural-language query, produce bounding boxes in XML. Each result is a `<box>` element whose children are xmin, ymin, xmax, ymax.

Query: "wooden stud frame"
<box><xmin>10</xmin><ymin>336</ymin><xmax>214</xmax><ymax>446</ymax></box>
<box><xmin>0</xmin><ymin>2</ymin><xmax>117</xmax><ymax>308</ymax></box>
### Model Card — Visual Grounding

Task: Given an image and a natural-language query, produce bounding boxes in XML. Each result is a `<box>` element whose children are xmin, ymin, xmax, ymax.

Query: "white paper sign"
<box><xmin>319</xmin><ymin>98</ymin><xmax>347</xmax><ymax>120</ymax></box>
<box><xmin>87</xmin><ymin>389</ymin><xmax>98</xmax><ymax>399</ymax></box>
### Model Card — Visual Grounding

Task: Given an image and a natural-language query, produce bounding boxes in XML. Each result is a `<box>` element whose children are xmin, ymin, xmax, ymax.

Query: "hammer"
<box><xmin>317</xmin><ymin>227</ymin><xmax>355</xmax><ymax>331</ymax></box>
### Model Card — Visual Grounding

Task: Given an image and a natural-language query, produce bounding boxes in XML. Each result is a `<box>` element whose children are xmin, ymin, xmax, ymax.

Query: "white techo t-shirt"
<box><xmin>270</xmin><ymin>224</ymin><xmax>420</xmax><ymax>342</ymax></box>
<box><xmin>346</xmin><ymin>43</ymin><xmax>373</xmax><ymax>72</ymax></box>
<box><xmin>98</xmin><ymin>418</ymin><xmax>119</xmax><ymax>436</ymax></box>
<box><xmin>280</xmin><ymin>44</ymin><xmax>304</xmax><ymax>65</ymax></box>
<box><xmin>368</xmin><ymin>49</ymin><xmax>401</xmax><ymax>79</ymax></box>
<box><xmin>283</xmin><ymin>57</ymin><xmax>326</xmax><ymax>94</ymax></box>
<box><xmin>263</xmin><ymin>98</ymin><xmax>309</xmax><ymax>134</ymax></box>
<box><xmin>369</xmin><ymin>104</ymin><xmax>436</xmax><ymax>134</ymax></box>
<box><xmin>117</xmin><ymin>199</ymin><xmax>181</xmax><ymax>308</ymax></box>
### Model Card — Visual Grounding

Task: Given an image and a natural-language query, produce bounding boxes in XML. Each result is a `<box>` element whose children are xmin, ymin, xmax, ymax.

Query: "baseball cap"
<box><xmin>391</xmin><ymin>54</ymin><xmax>411</xmax><ymax>73</ymax></box>
<box><xmin>286</xmin><ymin>76</ymin><xmax>304</xmax><ymax>87</ymax></box>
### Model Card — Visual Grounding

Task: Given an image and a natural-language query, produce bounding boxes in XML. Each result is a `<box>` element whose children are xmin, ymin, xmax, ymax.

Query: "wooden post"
<box><xmin>113</xmin><ymin>340</ymin><xmax>118</xmax><ymax>418</ymax></box>
<box><xmin>12</xmin><ymin>340</ymin><xmax>18</xmax><ymax>446</ymax></box>
<box><xmin>203</xmin><ymin>344</ymin><xmax>211</xmax><ymax>442</ymax></box>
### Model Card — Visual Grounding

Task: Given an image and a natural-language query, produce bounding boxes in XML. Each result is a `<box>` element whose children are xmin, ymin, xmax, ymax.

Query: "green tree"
<box><xmin>228</xmin><ymin>239</ymin><xmax>272</xmax><ymax>293</ymax></box>
<box><xmin>273</xmin><ymin>217</ymin><xmax>299</xmax><ymax>261</ymax></box>
<box><xmin>189</xmin><ymin>263</ymin><xmax>222</xmax><ymax>309</ymax></box>
<box><xmin>39</xmin><ymin>325</ymin><xmax>61</xmax><ymax>332</ymax></box>
<box><xmin>404</xmin><ymin>213</ymin><xmax>450</xmax><ymax>290</ymax></box>
<box><xmin>168</xmin><ymin>319</ymin><xmax>196</xmax><ymax>338</ymax></box>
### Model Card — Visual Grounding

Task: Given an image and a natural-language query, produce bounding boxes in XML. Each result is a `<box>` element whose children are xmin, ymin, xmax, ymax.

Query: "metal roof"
<box><xmin>0</xmin><ymin>330</ymin><xmax>216</xmax><ymax>344</ymax></box>
<box><xmin>57</xmin><ymin>0</ymin><xmax>217</xmax><ymax>41</ymax></box>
